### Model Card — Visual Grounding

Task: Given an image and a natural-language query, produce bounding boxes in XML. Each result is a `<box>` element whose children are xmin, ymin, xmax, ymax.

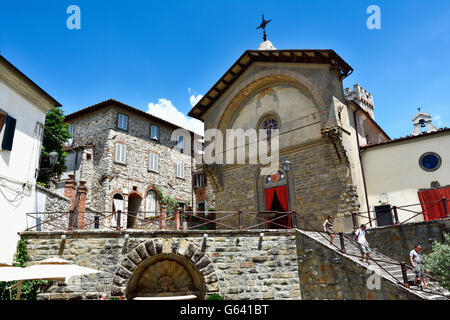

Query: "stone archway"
<box><xmin>111</xmin><ymin>238</ymin><xmax>219</xmax><ymax>300</ymax></box>
<box><xmin>127</xmin><ymin>192</ymin><xmax>142</xmax><ymax>228</ymax></box>
<box><xmin>126</xmin><ymin>253</ymin><xmax>205</xmax><ymax>299</ymax></box>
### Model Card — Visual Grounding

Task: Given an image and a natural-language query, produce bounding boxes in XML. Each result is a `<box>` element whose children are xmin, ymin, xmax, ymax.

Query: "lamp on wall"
<box><xmin>48</xmin><ymin>151</ymin><xmax>59</xmax><ymax>167</ymax></box>
<box><xmin>282</xmin><ymin>159</ymin><xmax>291</xmax><ymax>211</ymax></box>
<box><xmin>282</xmin><ymin>160</ymin><xmax>291</xmax><ymax>173</ymax></box>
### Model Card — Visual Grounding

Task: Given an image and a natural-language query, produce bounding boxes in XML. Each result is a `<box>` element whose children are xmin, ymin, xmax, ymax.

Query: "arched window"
<box><xmin>145</xmin><ymin>190</ymin><xmax>158</xmax><ymax>218</ymax></box>
<box><xmin>262</xmin><ymin>118</ymin><xmax>278</xmax><ymax>136</ymax></box>
<box><xmin>112</xmin><ymin>193</ymin><xmax>124</xmax><ymax>228</ymax></box>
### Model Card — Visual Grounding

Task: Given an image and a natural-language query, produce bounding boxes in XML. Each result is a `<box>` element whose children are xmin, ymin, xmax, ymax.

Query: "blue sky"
<box><xmin>0</xmin><ymin>0</ymin><xmax>449</xmax><ymax>137</ymax></box>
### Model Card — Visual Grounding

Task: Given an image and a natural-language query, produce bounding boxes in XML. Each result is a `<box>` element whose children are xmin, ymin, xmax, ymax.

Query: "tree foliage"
<box><xmin>160</xmin><ymin>194</ymin><xmax>180</xmax><ymax>215</ymax></box>
<box><xmin>37</xmin><ymin>108</ymin><xmax>71</xmax><ymax>186</ymax></box>
<box><xmin>0</xmin><ymin>239</ymin><xmax>48</xmax><ymax>300</ymax></box>
<box><xmin>423</xmin><ymin>233</ymin><xmax>450</xmax><ymax>290</ymax></box>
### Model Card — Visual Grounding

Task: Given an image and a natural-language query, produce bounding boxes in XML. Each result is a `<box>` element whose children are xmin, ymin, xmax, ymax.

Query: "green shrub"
<box><xmin>423</xmin><ymin>232</ymin><xmax>450</xmax><ymax>290</ymax></box>
<box><xmin>207</xmin><ymin>294</ymin><xmax>224</xmax><ymax>300</ymax></box>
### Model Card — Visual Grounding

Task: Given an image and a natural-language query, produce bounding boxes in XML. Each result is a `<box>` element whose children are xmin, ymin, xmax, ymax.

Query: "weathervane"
<box><xmin>257</xmin><ymin>14</ymin><xmax>272</xmax><ymax>42</ymax></box>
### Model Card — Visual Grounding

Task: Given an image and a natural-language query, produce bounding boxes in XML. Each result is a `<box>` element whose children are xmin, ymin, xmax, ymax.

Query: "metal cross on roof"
<box><xmin>257</xmin><ymin>14</ymin><xmax>272</xmax><ymax>42</ymax></box>
<box><xmin>418</xmin><ymin>107</ymin><xmax>421</xmax><ymax>112</ymax></box>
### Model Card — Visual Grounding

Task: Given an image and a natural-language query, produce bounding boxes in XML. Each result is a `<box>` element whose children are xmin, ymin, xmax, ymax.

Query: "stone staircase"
<box><xmin>298</xmin><ymin>229</ymin><xmax>450</xmax><ymax>300</ymax></box>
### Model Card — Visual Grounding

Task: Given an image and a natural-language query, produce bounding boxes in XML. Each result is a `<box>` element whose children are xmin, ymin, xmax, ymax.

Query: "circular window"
<box><xmin>262</xmin><ymin>118</ymin><xmax>278</xmax><ymax>136</ymax></box>
<box><xmin>419</xmin><ymin>152</ymin><xmax>442</xmax><ymax>172</ymax></box>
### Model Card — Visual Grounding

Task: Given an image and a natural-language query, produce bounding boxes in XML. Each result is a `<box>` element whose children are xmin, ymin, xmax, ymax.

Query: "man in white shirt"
<box><xmin>409</xmin><ymin>245</ymin><xmax>430</xmax><ymax>290</ymax></box>
<box><xmin>354</xmin><ymin>224</ymin><xmax>371</xmax><ymax>264</ymax></box>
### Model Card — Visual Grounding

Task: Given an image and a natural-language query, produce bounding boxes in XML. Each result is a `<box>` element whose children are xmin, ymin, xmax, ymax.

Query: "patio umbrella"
<box><xmin>23</xmin><ymin>257</ymin><xmax>101</xmax><ymax>282</ymax></box>
<box><xmin>1</xmin><ymin>258</ymin><xmax>102</xmax><ymax>300</ymax></box>
<box><xmin>0</xmin><ymin>264</ymin><xmax>25</xmax><ymax>282</ymax></box>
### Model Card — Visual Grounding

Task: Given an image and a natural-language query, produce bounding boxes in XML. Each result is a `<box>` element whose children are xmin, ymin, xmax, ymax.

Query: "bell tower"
<box><xmin>412</xmin><ymin>109</ymin><xmax>438</xmax><ymax>136</ymax></box>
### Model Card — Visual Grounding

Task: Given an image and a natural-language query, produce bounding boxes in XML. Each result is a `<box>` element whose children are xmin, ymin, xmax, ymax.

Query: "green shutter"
<box><xmin>2</xmin><ymin>115</ymin><xmax>16</xmax><ymax>151</ymax></box>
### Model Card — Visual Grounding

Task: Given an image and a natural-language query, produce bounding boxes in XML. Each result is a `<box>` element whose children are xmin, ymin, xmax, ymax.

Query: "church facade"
<box><xmin>189</xmin><ymin>42</ymin><xmax>389</xmax><ymax>231</ymax></box>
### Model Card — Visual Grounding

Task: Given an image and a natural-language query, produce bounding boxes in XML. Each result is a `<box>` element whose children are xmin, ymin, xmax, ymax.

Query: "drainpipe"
<box><xmin>353</xmin><ymin>109</ymin><xmax>373</xmax><ymax>227</ymax></box>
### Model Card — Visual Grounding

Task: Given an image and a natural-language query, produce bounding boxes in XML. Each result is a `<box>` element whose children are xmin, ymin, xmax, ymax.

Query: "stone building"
<box><xmin>188</xmin><ymin>40</ymin><xmax>390</xmax><ymax>231</ymax></box>
<box><xmin>59</xmin><ymin>99</ymin><xmax>202</xmax><ymax>228</ymax></box>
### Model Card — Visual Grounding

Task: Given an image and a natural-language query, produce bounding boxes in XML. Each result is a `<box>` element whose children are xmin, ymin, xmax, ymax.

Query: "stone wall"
<box><xmin>34</xmin><ymin>185</ymin><xmax>103</xmax><ymax>231</ymax></box>
<box><xmin>32</xmin><ymin>185</ymin><xmax>72</xmax><ymax>232</ymax></box>
<box><xmin>37</xmin><ymin>185</ymin><xmax>71</xmax><ymax>213</ymax></box>
<box><xmin>22</xmin><ymin>230</ymin><xmax>301</xmax><ymax>300</ymax></box>
<box><xmin>362</xmin><ymin>218</ymin><xmax>450</xmax><ymax>263</ymax></box>
<box><xmin>295</xmin><ymin>231</ymin><xmax>420</xmax><ymax>300</ymax></box>
<box><xmin>211</xmin><ymin>138</ymin><xmax>356</xmax><ymax>231</ymax></box>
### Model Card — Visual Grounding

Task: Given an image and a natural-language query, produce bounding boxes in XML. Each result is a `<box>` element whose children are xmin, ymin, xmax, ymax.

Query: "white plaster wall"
<box><xmin>0</xmin><ymin>80</ymin><xmax>47</xmax><ymax>264</ymax></box>
<box><xmin>361</xmin><ymin>133</ymin><xmax>450</xmax><ymax>223</ymax></box>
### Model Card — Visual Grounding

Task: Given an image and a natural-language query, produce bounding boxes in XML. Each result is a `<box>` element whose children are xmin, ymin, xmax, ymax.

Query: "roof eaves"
<box><xmin>361</xmin><ymin>127</ymin><xmax>450</xmax><ymax>149</ymax></box>
<box><xmin>188</xmin><ymin>49</ymin><xmax>353</xmax><ymax>120</ymax></box>
<box><xmin>65</xmin><ymin>99</ymin><xmax>197</xmax><ymax>135</ymax></box>
<box><xmin>0</xmin><ymin>54</ymin><xmax>61</xmax><ymax>107</ymax></box>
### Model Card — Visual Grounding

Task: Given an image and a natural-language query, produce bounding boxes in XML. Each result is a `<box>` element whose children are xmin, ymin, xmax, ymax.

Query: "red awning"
<box><xmin>264</xmin><ymin>186</ymin><xmax>289</xmax><ymax>211</ymax></box>
<box><xmin>418</xmin><ymin>187</ymin><xmax>450</xmax><ymax>221</ymax></box>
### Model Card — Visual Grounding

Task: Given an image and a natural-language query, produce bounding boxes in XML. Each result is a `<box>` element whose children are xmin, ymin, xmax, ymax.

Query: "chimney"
<box><xmin>64</xmin><ymin>174</ymin><xmax>88</xmax><ymax>229</ymax></box>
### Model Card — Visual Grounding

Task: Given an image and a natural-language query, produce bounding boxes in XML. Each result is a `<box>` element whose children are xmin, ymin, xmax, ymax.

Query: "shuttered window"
<box><xmin>1</xmin><ymin>115</ymin><xmax>17</xmax><ymax>151</ymax></box>
<box><xmin>117</xmin><ymin>113</ymin><xmax>128</xmax><ymax>130</ymax></box>
<box><xmin>193</xmin><ymin>173</ymin><xmax>207</xmax><ymax>188</ymax></box>
<box><xmin>149</xmin><ymin>153</ymin><xmax>159</xmax><ymax>172</ymax></box>
<box><xmin>115</xmin><ymin>143</ymin><xmax>126</xmax><ymax>164</ymax></box>
<box><xmin>176</xmin><ymin>161</ymin><xmax>184</xmax><ymax>179</ymax></box>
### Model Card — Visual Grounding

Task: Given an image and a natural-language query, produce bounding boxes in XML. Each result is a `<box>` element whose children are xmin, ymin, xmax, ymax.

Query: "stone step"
<box><xmin>299</xmin><ymin>229</ymin><xmax>449</xmax><ymax>300</ymax></box>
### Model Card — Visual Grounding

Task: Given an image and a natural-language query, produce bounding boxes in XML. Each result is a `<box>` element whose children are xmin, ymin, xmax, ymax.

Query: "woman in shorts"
<box><xmin>323</xmin><ymin>215</ymin><xmax>335</xmax><ymax>245</ymax></box>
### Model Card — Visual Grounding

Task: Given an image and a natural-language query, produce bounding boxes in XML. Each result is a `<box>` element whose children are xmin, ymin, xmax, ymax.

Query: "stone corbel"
<box><xmin>203</xmin><ymin>164</ymin><xmax>223</xmax><ymax>193</ymax></box>
<box><xmin>321</xmin><ymin>127</ymin><xmax>344</xmax><ymax>164</ymax></box>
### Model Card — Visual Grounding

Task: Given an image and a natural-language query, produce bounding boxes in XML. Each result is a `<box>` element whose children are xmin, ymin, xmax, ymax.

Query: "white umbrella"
<box><xmin>0</xmin><ymin>258</ymin><xmax>102</xmax><ymax>300</ymax></box>
<box><xmin>0</xmin><ymin>264</ymin><xmax>25</xmax><ymax>282</ymax></box>
<box><xmin>24</xmin><ymin>257</ymin><xmax>101</xmax><ymax>282</ymax></box>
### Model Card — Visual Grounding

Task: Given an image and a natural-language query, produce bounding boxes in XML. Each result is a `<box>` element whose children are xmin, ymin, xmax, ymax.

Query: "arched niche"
<box><xmin>226</xmin><ymin>83</ymin><xmax>322</xmax><ymax>152</ymax></box>
<box><xmin>125</xmin><ymin>253</ymin><xmax>206</xmax><ymax>300</ymax></box>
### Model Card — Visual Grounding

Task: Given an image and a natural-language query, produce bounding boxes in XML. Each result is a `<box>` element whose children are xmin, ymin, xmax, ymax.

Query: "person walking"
<box><xmin>409</xmin><ymin>245</ymin><xmax>430</xmax><ymax>290</ymax></box>
<box><xmin>323</xmin><ymin>216</ymin><xmax>335</xmax><ymax>245</ymax></box>
<box><xmin>354</xmin><ymin>224</ymin><xmax>371</xmax><ymax>265</ymax></box>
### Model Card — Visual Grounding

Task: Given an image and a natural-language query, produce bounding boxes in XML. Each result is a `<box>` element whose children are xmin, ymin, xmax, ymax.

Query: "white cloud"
<box><xmin>189</xmin><ymin>94</ymin><xmax>203</xmax><ymax>107</ymax></box>
<box><xmin>147</xmin><ymin>98</ymin><xmax>204</xmax><ymax>136</ymax></box>
<box><xmin>434</xmin><ymin>115</ymin><xmax>444</xmax><ymax>127</ymax></box>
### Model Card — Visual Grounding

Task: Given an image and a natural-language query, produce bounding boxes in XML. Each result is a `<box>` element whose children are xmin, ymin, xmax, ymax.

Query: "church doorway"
<box><xmin>125</xmin><ymin>254</ymin><xmax>206</xmax><ymax>300</ymax></box>
<box><xmin>264</xmin><ymin>185</ymin><xmax>290</xmax><ymax>229</ymax></box>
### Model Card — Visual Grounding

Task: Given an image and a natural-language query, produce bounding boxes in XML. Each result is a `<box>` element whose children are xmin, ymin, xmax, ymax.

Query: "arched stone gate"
<box><xmin>111</xmin><ymin>238</ymin><xmax>219</xmax><ymax>300</ymax></box>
